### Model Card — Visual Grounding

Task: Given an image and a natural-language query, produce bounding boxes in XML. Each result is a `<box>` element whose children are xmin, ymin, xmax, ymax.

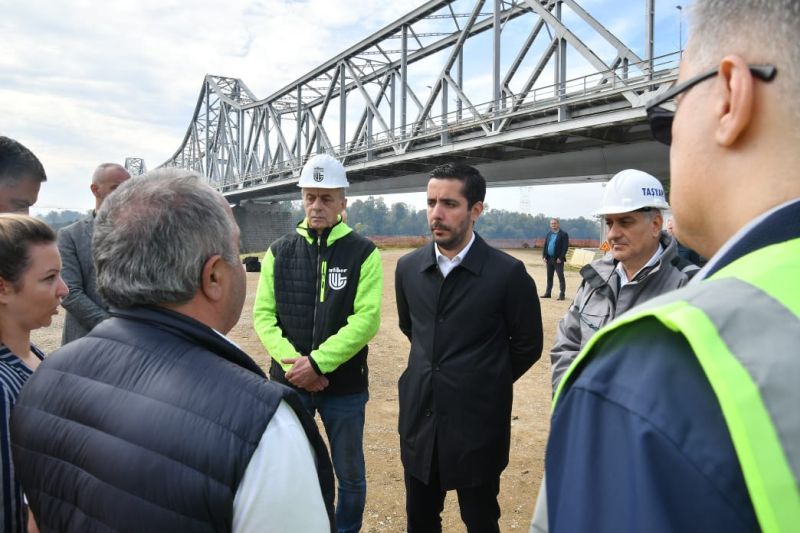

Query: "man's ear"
<box><xmin>90</xmin><ymin>183</ymin><xmax>101</xmax><ymax>199</ymax></box>
<box><xmin>652</xmin><ymin>213</ymin><xmax>664</xmax><ymax>237</ymax></box>
<box><xmin>715</xmin><ymin>55</ymin><xmax>755</xmax><ymax>147</ymax></box>
<box><xmin>471</xmin><ymin>200</ymin><xmax>484</xmax><ymax>223</ymax></box>
<box><xmin>199</xmin><ymin>255</ymin><xmax>225</xmax><ymax>302</ymax></box>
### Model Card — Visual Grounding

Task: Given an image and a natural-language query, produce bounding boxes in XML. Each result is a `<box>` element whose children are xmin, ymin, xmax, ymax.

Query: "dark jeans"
<box><xmin>405</xmin><ymin>447</ymin><xmax>501</xmax><ymax>533</ymax></box>
<box><xmin>544</xmin><ymin>257</ymin><xmax>566</xmax><ymax>297</ymax></box>
<box><xmin>297</xmin><ymin>390</ymin><xmax>368</xmax><ymax>533</ymax></box>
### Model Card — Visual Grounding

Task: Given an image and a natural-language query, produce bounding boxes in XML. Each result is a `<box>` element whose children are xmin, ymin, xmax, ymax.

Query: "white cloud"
<box><xmin>2</xmin><ymin>0</ymin><xmax>674</xmax><ymax>217</ymax></box>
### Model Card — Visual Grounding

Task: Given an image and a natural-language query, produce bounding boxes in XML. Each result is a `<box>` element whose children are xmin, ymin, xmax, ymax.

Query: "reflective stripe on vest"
<box><xmin>553</xmin><ymin>237</ymin><xmax>800</xmax><ymax>532</ymax></box>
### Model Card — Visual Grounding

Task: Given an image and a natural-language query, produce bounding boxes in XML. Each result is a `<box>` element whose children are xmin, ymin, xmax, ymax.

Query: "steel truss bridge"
<box><xmin>154</xmin><ymin>0</ymin><xmax>678</xmax><ymax>202</ymax></box>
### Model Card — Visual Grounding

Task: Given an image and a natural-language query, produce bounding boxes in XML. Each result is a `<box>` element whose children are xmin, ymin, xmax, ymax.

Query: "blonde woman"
<box><xmin>0</xmin><ymin>214</ymin><xmax>68</xmax><ymax>532</ymax></box>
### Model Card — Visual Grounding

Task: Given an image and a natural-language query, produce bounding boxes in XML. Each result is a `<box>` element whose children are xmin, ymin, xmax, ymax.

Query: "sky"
<box><xmin>2</xmin><ymin>0</ymin><xmax>687</xmax><ymax>219</ymax></box>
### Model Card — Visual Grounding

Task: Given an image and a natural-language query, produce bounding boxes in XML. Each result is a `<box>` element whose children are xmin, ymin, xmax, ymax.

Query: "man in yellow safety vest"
<box><xmin>534</xmin><ymin>1</ymin><xmax>800</xmax><ymax>531</ymax></box>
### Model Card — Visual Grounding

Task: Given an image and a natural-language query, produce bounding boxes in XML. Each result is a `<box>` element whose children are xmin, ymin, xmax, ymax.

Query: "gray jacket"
<box><xmin>550</xmin><ymin>232</ymin><xmax>688</xmax><ymax>390</ymax></box>
<box><xmin>58</xmin><ymin>215</ymin><xmax>110</xmax><ymax>345</ymax></box>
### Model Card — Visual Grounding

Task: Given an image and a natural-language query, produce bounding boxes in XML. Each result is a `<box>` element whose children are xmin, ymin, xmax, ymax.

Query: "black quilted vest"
<box><xmin>11</xmin><ymin>307</ymin><xmax>335</xmax><ymax>532</ymax></box>
<box><xmin>269</xmin><ymin>221</ymin><xmax>376</xmax><ymax>395</ymax></box>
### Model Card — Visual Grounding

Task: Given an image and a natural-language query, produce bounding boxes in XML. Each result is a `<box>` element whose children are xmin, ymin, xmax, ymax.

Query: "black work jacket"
<box><xmin>395</xmin><ymin>234</ymin><xmax>543</xmax><ymax>489</ymax></box>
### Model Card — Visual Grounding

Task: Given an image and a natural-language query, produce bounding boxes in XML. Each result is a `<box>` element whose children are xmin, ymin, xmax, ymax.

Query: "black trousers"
<box><xmin>544</xmin><ymin>257</ymin><xmax>566</xmax><ymax>296</ymax></box>
<box><xmin>404</xmin><ymin>448</ymin><xmax>501</xmax><ymax>533</ymax></box>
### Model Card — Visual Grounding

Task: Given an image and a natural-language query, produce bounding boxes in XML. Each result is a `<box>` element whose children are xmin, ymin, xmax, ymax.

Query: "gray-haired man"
<box><xmin>537</xmin><ymin>1</ymin><xmax>800</xmax><ymax>531</ymax></box>
<box><xmin>11</xmin><ymin>169</ymin><xmax>335</xmax><ymax>532</ymax></box>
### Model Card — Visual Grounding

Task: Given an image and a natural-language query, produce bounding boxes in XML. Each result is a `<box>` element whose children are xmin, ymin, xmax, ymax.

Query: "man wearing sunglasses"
<box><xmin>535</xmin><ymin>1</ymin><xmax>800</xmax><ymax>531</ymax></box>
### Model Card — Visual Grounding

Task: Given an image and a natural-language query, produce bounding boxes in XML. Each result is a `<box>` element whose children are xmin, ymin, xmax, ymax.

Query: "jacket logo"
<box><xmin>328</xmin><ymin>267</ymin><xmax>347</xmax><ymax>290</ymax></box>
<box><xmin>313</xmin><ymin>166</ymin><xmax>324</xmax><ymax>182</ymax></box>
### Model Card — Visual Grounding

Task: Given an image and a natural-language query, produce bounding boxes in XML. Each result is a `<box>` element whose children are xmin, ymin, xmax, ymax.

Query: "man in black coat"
<box><xmin>395</xmin><ymin>163</ymin><xmax>543</xmax><ymax>532</ymax></box>
<box><xmin>541</xmin><ymin>218</ymin><xmax>569</xmax><ymax>300</ymax></box>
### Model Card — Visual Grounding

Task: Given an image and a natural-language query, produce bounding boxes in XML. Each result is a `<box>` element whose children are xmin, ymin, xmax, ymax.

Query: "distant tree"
<box><xmin>36</xmin><ymin>210</ymin><xmax>87</xmax><ymax>231</ymax></box>
<box><xmin>281</xmin><ymin>198</ymin><xmax>600</xmax><ymax>240</ymax></box>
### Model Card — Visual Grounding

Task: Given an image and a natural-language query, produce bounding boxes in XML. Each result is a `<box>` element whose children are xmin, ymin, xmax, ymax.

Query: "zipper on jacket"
<box><xmin>320</xmin><ymin>260</ymin><xmax>328</xmax><ymax>303</ymax></box>
<box><xmin>311</xmin><ymin>235</ymin><xmax>321</xmax><ymax>351</ymax></box>
<box><xmin>311</xmin><ymin>231</ymin><xmax>329</xmax><ymax>351</ymax></box>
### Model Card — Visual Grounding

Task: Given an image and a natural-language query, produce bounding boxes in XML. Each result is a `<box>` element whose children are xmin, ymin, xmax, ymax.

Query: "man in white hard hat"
<box><xmin>536</xmin><ymin>1</ymin><xmax>799</xmax><ymax>530</ymax></box>
<box><xmin>549</xmin><ymin>169</ymin><xmax>690</xmax><ymax>390</ymax></box>
<box><xmin>253</xmin><ymin>153</ymin><xmax>383</xmax><ymax>533</ymax></box>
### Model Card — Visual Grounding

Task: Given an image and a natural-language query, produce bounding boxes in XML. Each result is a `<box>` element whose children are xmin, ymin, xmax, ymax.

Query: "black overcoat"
<box><xmin>395</xmin><ymin>234</ymin><xmax>543</xmax><ymax>489</ymax></box>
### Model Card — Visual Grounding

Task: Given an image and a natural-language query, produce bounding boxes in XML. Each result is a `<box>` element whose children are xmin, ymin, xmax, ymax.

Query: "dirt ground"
<box><xmin>31</xmin><ymin>248</ymin><xmax>581</xmax><ymax>532</ymax></box>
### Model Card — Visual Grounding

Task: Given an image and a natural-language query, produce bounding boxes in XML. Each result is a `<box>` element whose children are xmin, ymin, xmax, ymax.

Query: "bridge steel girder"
<box><xmin>158</xmin><ymin>0</ymin><xmax>680</xmax><ymax>199</ymax></box>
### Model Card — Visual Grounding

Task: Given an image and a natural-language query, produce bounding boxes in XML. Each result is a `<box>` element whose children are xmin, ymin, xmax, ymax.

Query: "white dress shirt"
<box><xmin>435</xmin><ymin>232</ymin><xmax>476</xmax><ymax>278</ymax></box>
<box><xmin>232</xmin><ymin>401</ymin><xmax>330</xmax><ymax>532</ymax></box>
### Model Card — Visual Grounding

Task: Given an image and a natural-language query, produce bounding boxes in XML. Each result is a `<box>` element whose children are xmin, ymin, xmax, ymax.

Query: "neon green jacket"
<box><xmin>253</xmin><ymin>218</ymin><xmax>382</xmax><ymax>394</ymax></box>
<box><xmin>553</xmin><ymin>237</ymin><xmax>800</xmax><ymax>532</ymax></box>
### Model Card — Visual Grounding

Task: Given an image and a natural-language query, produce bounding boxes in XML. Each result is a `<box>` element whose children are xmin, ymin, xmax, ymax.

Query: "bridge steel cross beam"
<box><xmin>124</xmin><ymin>157</ymin><xmax>147</xmax><ymax>176</ymax></box>
<box><xmin>159</xmin><ymin>0</ymin><xmax>680</xmax><ymax>203</ymax></box>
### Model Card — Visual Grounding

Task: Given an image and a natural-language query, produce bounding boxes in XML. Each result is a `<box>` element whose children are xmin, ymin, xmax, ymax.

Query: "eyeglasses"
<box><xmin>645</xmin><ymin>64</ymin><xmax>777</xmax><ymax>145</ymax></box>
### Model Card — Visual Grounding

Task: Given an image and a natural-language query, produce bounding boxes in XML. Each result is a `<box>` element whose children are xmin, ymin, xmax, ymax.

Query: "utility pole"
<box><xmin>676</xmin><ymin>5</ymin><xmax>684</xmax><ymax>54</ymax></box>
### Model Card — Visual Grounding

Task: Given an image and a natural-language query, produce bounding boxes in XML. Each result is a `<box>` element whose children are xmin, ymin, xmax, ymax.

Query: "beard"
<box><xmin>430</xmin><ymin>219</ymin><xmax>470</xmax><ymax>251</ymax></box>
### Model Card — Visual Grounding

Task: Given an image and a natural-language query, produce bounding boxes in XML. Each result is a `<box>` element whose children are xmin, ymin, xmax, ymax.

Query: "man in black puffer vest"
<box><xmin>254</xmin><ymin>154</ymin><xmax>382</xmax><ymax>533</ymax></box>
<box><xmin>11</xmin><ymin>170</ymin><xmax>335</xmax><ymax>533</ymax></box>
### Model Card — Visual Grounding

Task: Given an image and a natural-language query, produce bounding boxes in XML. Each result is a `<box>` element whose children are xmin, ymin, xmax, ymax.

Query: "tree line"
<box><xmin>292</xmin><ymin>196</ymin><xmax>600</xmax><ymax>240</ymax></box>
<box><xmin>41</xmin><ymin>197</ymin><xmax>601</xmax><ymax>241</ymax></box>
<box><xmin>36</xmin><ymin>210</ymin><xmax>88</xmax><ymax>230</ymax></box>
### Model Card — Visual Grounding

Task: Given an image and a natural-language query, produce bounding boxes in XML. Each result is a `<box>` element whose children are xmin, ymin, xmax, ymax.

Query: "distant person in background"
<box><xmin>0</xmin><ymin>214</ymin><xmax>68</xmax><ymax>533</ymax></box>
<box><xmin>667</xmin><ymin>216</ymin><xmax>703</xmax><ymax>267</ymax></box>
<box><xmin>11</xmin><ymin>170</ymin><xmax>335</xmax><ymax>532</ymax></box>
<box><xmin>549</xmin><ymin>170</ymin><xmax>689</xmax><ymax>391</ymax></box>
<box><xmin>0</xmin><ymin>136</ymin><xmax>47</xmax><ymax>214</ymax></box>
<box><xmin>59</xmin><ymin>163</ymin><xmax>130</xmax><ymax>344</ymax></box>
<box><xmin>541</xmin><ymin>218</ymin><xmax>569</xmax><ymax>300</ymax></box>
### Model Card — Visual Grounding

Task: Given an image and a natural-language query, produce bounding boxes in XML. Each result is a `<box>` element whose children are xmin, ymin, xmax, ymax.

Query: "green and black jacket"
<box><xmin>253</xmin><ymin>218</ymin><xmax>382</xmax><ymax>395</ymax></box>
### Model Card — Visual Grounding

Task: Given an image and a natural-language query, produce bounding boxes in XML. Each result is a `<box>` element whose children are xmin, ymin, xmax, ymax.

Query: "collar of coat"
<box><xmin>419</xmin><ymin>231</ymin><xmax>488</xmax><ymax>276</ymax></box>
<box><xmin>295</xmin><ymin>216</ymin><xmax>353</xmax><ymax>246</ymax></box>
<box><xmin>107</xmin><ymin>305</ymin><xmax>266</xmax><ymax>378</ymax></box>
<box><xmin>580</xmin><ymin>230</ymin><xmax>679</xmax><ymax>289</ymax></box>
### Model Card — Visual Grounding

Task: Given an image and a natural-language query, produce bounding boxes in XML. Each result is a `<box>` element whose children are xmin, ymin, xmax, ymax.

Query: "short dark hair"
<box><xmin>0</xmin><ymin>214</ymin><xmax>56</xmax><ymax>289</ymax></box>
<box><xmin>429</xmin><ymin>163</ymin><xmax>486</xmax><ymax>208</ymax></box>
<box><xmin>0</xmin><ymin>136</ymin><xmax>47</xmax><ymax>185</ymax></box>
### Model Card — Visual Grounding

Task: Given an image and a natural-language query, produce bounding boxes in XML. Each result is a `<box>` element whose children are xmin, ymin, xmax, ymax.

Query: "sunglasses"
<box><xmin>645</xmin><ymin>64</ymin><xmax>777</xmax><ymax>145</ymax></box>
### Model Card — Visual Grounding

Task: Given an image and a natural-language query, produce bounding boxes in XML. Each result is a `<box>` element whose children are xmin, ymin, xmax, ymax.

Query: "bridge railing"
<box><xmin>157</xmin><ymin>0</ymin><xmax>681</xmax><ymax>194</ymax></box>
<box><xmin>223</xmin><ymin>51</ymin><xmax>680</xmax><ymax>192</ymax></box>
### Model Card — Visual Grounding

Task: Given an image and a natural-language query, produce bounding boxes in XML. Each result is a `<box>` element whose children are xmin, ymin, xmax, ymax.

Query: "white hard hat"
<box><xmin>297</xmin><ymin>154</ymin><xmax>349</xmax><ymax>189</ymax></box>
<box><xmin>595</xmin><ymin>169</ymin><xmax>669</xmax><ymax>215</ymax></box>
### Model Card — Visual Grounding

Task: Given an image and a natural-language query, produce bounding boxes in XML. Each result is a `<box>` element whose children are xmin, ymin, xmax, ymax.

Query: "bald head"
<box><xmin>668</xmin><ymin>0</ymin><xmax>800</xmax><ymax>258</ymax></box>
<box><xmin>91</xmin><ymin>163</ymin><xmax>130</xmax><ymax>211</ymax></box>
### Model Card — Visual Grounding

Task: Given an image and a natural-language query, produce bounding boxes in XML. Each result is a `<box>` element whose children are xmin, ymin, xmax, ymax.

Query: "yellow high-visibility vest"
<box><xmin>554</xmin><ymin>238</ymin><xmax>800</xmax><ymax>532</ymax></box>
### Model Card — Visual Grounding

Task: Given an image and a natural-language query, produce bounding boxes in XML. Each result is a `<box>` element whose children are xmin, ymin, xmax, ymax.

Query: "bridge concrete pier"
<box><xmin>232</xmin><ymin>201</ymin><xmax>293</xmax><ymax>254</ymax></box>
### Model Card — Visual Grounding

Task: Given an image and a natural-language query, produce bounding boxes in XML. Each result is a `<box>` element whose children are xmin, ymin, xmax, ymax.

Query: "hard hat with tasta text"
<box><xmin>595</xmin><ymin>169</ymin><xmax>669</xmax><ymax>216</ymax></box>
